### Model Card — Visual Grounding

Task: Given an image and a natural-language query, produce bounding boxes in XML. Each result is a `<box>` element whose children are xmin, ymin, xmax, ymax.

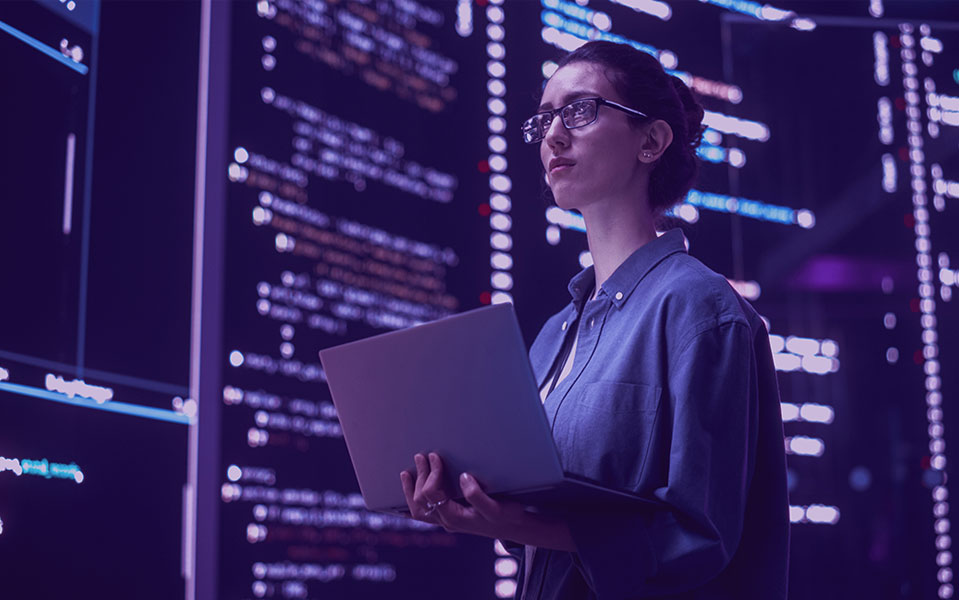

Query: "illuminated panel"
<box><xmin>0</xmin><ymin>18</ymin><xmax>89</xmax><ymax>74</ymax></box>
<box><xmin>785</xmin><ymin>436</ymin><xmax>825</xmax><ymax>457</ymax></box>
<box><xmin>493</xmin><ymin>539</ymin><xmax>518</xmax><ymax>598</ymax></box>
<box><xmin>697</xmin><ymin>0</ymin><xmax>816</xmax><ymax>31</ymax></box>
<box><xmin>486</xmin><ymin>3</ymin><xmax>517</xmax><ymax>593</ymax></box>
<box><xmin>701</xmin><ymin>110</ymin><xmax>769</xmax><ymax>142</ymax></box>
<box><xmin>0</xmin><ymin>2</ymin><xmax>195</xmax><ymax>597</ymax></box>
<box><xmin>608</xmin><ymin>0</ymin><xmax>672</xmax><ymax>21</ymax></box>
<box><xmin>897</xmin><ymin>23</ymin><xmax>952</xmax><ymax>598</ymax></box>
<box><xmin>538</xmin><ymin>0</ymin><xmax>675</xmax><ymax>65</ymax></box>
<box><xmin>218</xmin><ymin>1</ymin><xmax>495</xmax><ymax>597</ymax></box>
<box><xmin>669</xmin><ymin>70</ymin><xmax>743</xmax><ymax>103</ymax></box>
<box><xmin>685</xmin><ymin>190</ymin><xmax>815</xmax><ymax>228</ymax></box>
<box><xmin>726</xmin><ymin>279</ymin><xmax>761</xmax><ymax>300</ymax></box>
<box><xmin>768</xmin><ymin>334</ymin><xmax>840</xmax><ymax>376</ymax></box>
<box><xmin>939</xmin><ymin>253</ymin><xmax>956</xmax><ymax>302</ymax></box>
<box><xmin>485</xmin><ymin>0</ymin><xmax>514</xmax><ymax>307</ymax></box>
<box><xmin>780</xmin><ymin>402</ymin><xmax>835</xmax><ymax>424</ymax></box>
<box><xmin>545</xmin><ymin>191</ymin><xmax>813</xmax><ymax>236</ymax></box>
<box><xmin>789</xmin><ymin>504</ymin><xmax>840</xmax><ymax>525</ymax></box>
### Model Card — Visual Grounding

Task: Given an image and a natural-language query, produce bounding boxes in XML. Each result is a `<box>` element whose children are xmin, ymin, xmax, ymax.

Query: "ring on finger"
<box><xmin>424</xmin><ymin>498</ymin><xmax>448</xmax><ymax>516</ymax></box>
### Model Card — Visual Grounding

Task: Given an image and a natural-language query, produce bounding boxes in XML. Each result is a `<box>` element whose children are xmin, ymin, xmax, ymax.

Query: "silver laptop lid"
<box><xmin>319</xmin><ymin>303</ymin><xmax>565</xmax><ymax>513</ymax></box>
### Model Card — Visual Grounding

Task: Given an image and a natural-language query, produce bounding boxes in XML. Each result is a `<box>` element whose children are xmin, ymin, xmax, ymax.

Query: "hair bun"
<box><xmin>670</xmin><ymin>76</ymin><xmax>705</xmax><ymax>150</ymax></box>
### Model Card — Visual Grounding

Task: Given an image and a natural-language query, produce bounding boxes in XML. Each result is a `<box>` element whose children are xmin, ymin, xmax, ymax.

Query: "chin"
<box><xmin>549</xmin><ymin>187</ymin><xmax>584</xmax><ymax>213</ymax></box>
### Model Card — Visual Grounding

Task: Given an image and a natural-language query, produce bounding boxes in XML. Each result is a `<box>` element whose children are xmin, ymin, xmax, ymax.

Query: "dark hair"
<box><xmin>555</xmin><ymin>41</ymin><xmax>705</xmax><ymax>215</ymax></box>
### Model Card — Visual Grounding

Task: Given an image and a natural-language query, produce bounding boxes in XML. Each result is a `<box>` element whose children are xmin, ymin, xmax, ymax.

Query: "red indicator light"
<box><xmin>478</xmin><ymin>204</ymin><xmax>492</xmax><ymax>217</ymax></box>
<box><xmin>480</xmin><ymin>291</ymin><xmax>492</xmax><ymax>305</ymax></box>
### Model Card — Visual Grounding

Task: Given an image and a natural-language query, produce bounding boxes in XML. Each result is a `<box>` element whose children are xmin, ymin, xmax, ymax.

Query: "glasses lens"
<box><xmin>561</xmin><ymin>99</ymin><xmax>597</xmax><ymax>129</ymax></box>
<box><xmin>522</xmin><ymin>113</ymin><xmax>552</xmax><ymax>144</ymax></box>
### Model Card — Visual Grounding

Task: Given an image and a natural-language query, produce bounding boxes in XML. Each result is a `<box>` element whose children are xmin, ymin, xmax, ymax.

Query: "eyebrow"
<box><xmin>538</xmin><ymin>90</ymin><xmax>601</xmax><ymax>112</ymax></box>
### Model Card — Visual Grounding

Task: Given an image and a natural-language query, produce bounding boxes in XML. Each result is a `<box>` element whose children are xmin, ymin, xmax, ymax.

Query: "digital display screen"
<box><xmin>215</xmin><ymin>1</ymin><xmax>497</xmax><ymax>598</ymax></box>
<box><xmin>0</xmin><ymin>1</ymin><xmax>198</xmax><ymax>598</ymax></box>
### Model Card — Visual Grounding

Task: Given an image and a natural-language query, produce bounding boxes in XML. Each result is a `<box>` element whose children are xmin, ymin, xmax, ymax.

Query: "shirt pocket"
<box><xmin>560</xmin><ymin>381</ymin><xmax>662</xmax><ymax>492</ymax></box>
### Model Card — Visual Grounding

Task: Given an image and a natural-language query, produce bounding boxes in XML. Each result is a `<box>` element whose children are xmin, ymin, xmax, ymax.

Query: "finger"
<box><xmin>402</xmin><ymin>470</ymin><xmax>441</xmax><ymax>524</ymax></box>
<box><xmin>400</xmin><ymin>471</ymin><xmax>416</xmax><ymax>509</ymax></box>
<box><xmin>422</xmin><ymin>453</ymin><xmax>447</xmax><ymax>503</ymax></box>
<box><xmin>432</xmin><ymin>493</ymin><xmax>474</xmax><ymax>533</ymax></box>
<box><xmin>413</xmin><ymin>453</ymin><xmax>430</xmax><ymax>500</ymax></box>
<box><xmin>459</xmin><ymin>472</ymin><xmax>503</xmax><ymax>521</ymax></box>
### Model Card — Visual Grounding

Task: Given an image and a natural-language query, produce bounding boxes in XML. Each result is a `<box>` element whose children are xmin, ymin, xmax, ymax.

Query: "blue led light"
<box><xmin>699</xmin><ymin>0</ymin><xmax>762</xmax><ymax>18</ymax></box>
<box><xmin>542</xmin><ymin>0</ymin><xmax>595</xmax><ymax>23</ymax></box>
<box><xmin>697</xmin><ymin>0</ymin><xmax>795</xmax><ymax>20</ymax></box>
<box><xmin>0</xmin><ymin>381</ymin><xmax>192</xmax><ymax>425</ymax></box>
<box><xmin>549</xmin><ymin>190</ymin><xmax>807</xmax><ymax>229</ymax></box>
<box><xmin>539</xmin><ymin>10</ymin><xmax>661</xmax><ymax>58</ymax></box>
<box><xmin>0</xmin><ymin>349</ymin><xmax>189</xmax><ymax>397</ymax></box>
<box><xmin>0</xmin><ymin>20</ymin><xmax>89</xmax><ymax>75</ymax></box>
<box><xmin>696</xmin><ymin>144</ymin><xmax>727</xmax><ymax>163</ymax></box>
<box><xmin>685</xmin><ymin>190</ymin><xmax>798</xmax><ymax>225</ymax></box>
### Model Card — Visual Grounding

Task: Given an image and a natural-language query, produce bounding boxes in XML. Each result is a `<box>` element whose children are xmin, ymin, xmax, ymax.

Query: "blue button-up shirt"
<box><xmin>513</xmin><ymin>229</ymin><xmax>789</xmax><ymax>600</ymax></box>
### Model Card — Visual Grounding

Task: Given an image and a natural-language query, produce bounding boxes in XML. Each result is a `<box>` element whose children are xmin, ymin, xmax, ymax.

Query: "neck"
<box><xmin>580</xmin><ymin>199</ymin><xmax>658</xmax><ymax>291</ymax></box>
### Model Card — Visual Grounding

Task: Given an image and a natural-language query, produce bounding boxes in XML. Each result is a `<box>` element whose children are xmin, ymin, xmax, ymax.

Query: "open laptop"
<box><xmin>319</xmin><ymin>303</ymin><xmax>658</xmax><ymax>515</ymax></box>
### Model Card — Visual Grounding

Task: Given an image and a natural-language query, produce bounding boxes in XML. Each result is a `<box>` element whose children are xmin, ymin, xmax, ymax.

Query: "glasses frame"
<box><xmin>521</xmin><ymin>97</ymin><xmax>649</xmax><ymax>144</ymax></box>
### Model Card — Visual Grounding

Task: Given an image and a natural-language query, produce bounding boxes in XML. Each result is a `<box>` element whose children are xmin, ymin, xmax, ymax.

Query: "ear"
<box><xmin>638</xmin><ymin>120</ymin><xmax>673</xmax><ymax>163</ymax></box>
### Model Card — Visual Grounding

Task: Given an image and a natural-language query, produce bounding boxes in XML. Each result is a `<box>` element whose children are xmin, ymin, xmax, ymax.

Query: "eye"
<box><xmin>563</xmin><ymin>100</ymin><xmax>594</xmax><ymax>125</ymax></box>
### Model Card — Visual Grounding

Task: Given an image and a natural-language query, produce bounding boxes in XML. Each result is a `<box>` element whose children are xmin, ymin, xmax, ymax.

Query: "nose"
<box><xmin>543</xmin><ymin>113</ymin><xmax>569</xmax><ymax>150</ymax></box>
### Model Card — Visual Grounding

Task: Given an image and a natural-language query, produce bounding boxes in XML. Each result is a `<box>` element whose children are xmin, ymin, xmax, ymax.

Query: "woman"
<box><xmin>400</xmin><ymin>41</ymin><xmax>789</xmax><ymax>599</ymax></box>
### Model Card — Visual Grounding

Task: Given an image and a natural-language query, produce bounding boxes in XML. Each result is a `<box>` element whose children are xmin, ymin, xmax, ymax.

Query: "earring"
<box><xmin>642</xmin><ymin>152</ymin><xmax>653</xmax><ymax>159</ymax></box>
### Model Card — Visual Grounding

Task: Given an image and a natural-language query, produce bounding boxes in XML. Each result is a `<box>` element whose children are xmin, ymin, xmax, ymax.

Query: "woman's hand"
<box><xmin>399</xmin><ymin>452</ymin><xmax>576</xmax><ymax>551</ymax></box>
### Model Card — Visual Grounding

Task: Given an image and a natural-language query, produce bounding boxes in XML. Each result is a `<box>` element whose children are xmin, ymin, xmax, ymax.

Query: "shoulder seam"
<box><xmin>672</xmin><ymin>318</ymin><xmax>751</xmax><ymax>362</ymax></box>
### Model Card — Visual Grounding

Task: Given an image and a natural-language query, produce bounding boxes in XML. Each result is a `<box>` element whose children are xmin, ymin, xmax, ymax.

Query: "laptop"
<box><xmin>319</xmin><ymin>303</ymin><xmax>658</xmax><ymax>515</ymax></box>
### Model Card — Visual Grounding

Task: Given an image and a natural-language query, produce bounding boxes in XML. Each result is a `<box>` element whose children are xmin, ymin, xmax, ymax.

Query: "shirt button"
<box><xmin>589</xmin><ymin>318</ymin><xmax>595</xmax><ymax>328</ymax></box>
<box><xmin>561</xmin><ymin>321</ymin><xmax>568</xmax><ymax>331</ymax></box>
<box><xmin>615</xmin><ymin>291</ymin><xmax>623</xmax><ymax>300</ymax></box>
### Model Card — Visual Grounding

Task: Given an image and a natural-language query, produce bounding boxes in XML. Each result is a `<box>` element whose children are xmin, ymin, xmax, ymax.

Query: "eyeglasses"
<box><xmin>521</xmin><ymin>97</ymin><xmax>648</xmax><ymax>144</ymax></box>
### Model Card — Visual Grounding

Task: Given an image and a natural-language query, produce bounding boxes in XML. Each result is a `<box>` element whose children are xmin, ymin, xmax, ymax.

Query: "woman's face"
<box><xmin>538</xmin><ymin>61</ymin><xmax>647</xmax><ymax>213</ymax></box>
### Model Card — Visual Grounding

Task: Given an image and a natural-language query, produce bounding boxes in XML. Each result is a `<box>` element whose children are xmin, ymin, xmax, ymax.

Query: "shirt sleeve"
<box><xmin>565</xmin><ymin>319</ymin><xmax>760</xmax><ymax>599</ymax></box>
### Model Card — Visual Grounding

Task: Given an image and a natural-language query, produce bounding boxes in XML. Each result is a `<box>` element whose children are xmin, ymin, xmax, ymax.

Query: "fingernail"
<box><xmin>460</xmin><ymin>472</ymin><xmax>470</xmax><ymax>483</ymax></box>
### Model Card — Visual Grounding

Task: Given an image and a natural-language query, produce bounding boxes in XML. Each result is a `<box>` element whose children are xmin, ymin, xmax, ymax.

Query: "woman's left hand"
<box><xmin>399</xmin><ymin>452</ymin><xmax>575</xmax><ymax>551</ymax></box>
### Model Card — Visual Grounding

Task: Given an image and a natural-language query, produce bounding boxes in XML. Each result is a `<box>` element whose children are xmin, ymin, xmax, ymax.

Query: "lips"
<box><xmin>548</xmin><ymin>157</ymin><xmax>576</xmax><ymax>174</ymax></box>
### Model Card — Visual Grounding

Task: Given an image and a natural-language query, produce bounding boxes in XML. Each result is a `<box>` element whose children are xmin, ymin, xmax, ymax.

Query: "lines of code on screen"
<box><xmin>218</xmin><ymin>1</ymin><xmax>498</xmax><ymax>597</ymax></box>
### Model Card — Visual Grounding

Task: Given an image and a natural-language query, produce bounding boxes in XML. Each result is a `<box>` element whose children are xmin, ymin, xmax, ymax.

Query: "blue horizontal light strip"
<box><xmin>698</xmin><ymin>0</ymin><xmax>794</xmax><ymax>21</ymax></box>
<box><xmin>0</xmin><ymin>349</ymin><xmax>189</xmax><ymax>396</ymax></box>
<box><xmin>548</xmin><ymin>189</ymin><xmax>805</xmax><ymax>232</ymax></box>
<box><xmin>542</xmin><ymin>0</ymin><xmax>602</xmax><ymax>25</ymax></box>
<box><xmin>699</xmin><ymin>0</ymin><xmax>763</xmax><ymax>18</ymax></box>
<box><xmin>0</xmin><ymin>381</ymin><xmax>192</xmax><ymax>425</ymax></box>
<box><xmin>540</xmin><ymin>10</ymin><xmax>661</xmax><ymax>58</ymax></box>
<box><xmin>0</xmin><ymin>19</ymin><xmax>89</xmax><ymax>75</ymax></box>
<box><xmin>697</xmin><ymin>144</ymin><xmax>727</xmax><ymax>163</ymax></box>
<box><xmin>685</xmin><ymin>189</ymin><xmax>797</xmax><ymax>225</ymax></box>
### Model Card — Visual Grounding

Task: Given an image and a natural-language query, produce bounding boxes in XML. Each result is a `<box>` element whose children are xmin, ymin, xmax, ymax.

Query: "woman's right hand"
<box><xmin>400</xmin><ymin>452</ymin><xmax>575</xmax><ymax>551</ymax></box>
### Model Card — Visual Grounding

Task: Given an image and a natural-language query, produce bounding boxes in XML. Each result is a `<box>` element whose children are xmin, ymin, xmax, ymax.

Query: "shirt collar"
<box><xmin>567</xmin><ymin>228</ymin><xmax>688</xmax><ymax>309</ymax></box>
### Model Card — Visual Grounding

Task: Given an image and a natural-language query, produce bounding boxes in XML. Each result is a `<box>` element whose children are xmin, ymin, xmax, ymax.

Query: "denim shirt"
<box><xmin>512</xmin><ymin>229</ymin><xmax>789</xmax><ymax>600</ymax></box>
